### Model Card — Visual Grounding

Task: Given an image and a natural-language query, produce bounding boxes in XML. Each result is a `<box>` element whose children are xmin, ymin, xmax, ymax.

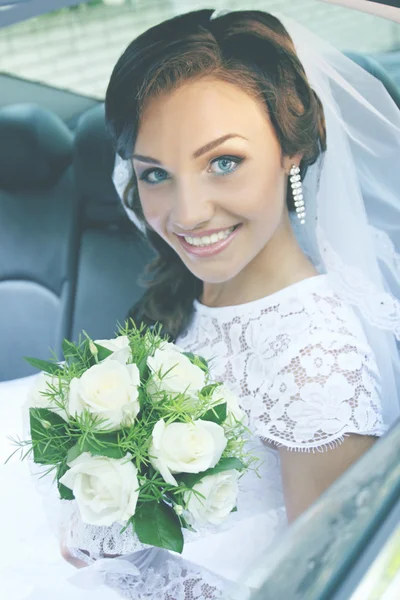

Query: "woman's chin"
<box><xmin>187</xmin><ymin>262</ymin><xmax>246</xmax><ymax>286</ymax></box>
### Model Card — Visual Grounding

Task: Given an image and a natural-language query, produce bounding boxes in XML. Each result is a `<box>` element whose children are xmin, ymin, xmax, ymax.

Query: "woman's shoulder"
<box><xmin>260</xmin><ymin>274</ymin><xmax>379</xmax><ymax>382</ymax></box>
<box><xmin>184</xmin><ymin>274</ymin><xmax>371</xmax><ymax>357</ymax></box>
<box><xmin>248</xmin><ymin>274</ymin><xmax>369</xmax><ymax>349</ymax></box>
<box><xmin>250</xmin><ymin>277</ymin><xmax>386</xmax><ymax>452</ymax></box>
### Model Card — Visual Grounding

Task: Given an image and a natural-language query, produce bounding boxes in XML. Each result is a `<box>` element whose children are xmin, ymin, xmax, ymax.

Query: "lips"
<box><xmin>175</xmin><ymin>224</ymin><xmax>240</xmax><ymax>239</ymax></box>
<box><xmin>176</xmin><ymin>223</ymin><xmax>242</xmax><ymax>258</ymax></box>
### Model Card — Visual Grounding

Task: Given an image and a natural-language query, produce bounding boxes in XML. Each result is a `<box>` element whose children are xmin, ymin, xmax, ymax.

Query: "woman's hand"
<box><xmin>60</xmin><ymin>539</ymin><xmax>89</xmax><ymax>569</ymax></box>
<box><xmin>60</xmin><ymin>537</ymin><xmax>125</xmax><ymax>569</ymax></box>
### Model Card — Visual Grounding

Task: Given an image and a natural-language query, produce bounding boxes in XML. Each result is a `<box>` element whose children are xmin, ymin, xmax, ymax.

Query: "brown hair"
<box><xmin>105</xmin><ymin>9</ymin><xmax>327</xmax><ymax>340</ymax></box>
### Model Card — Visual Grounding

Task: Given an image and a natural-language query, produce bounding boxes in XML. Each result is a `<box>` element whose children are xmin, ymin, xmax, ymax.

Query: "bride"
<box><xmin>4</xmin><ymin>7</ymin><xmax>400</xmax><ymax>600</ymax></box>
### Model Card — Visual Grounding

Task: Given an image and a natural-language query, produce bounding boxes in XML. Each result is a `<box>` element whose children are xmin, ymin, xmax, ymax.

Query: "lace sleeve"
<box><xmin>252</xmin><ymin>328</ymin><xmax>387</xmax><ymax>452</ymax></box>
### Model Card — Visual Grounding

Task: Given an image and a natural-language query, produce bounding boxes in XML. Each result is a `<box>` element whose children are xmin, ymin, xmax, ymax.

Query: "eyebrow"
<box><xmin>132</xmin><ymin>133</ymin><xmax>247</xmax><ymax>165</ymax></box>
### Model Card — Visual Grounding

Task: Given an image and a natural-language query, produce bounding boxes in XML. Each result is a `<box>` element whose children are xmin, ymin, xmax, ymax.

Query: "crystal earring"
<box><xmin>290</xmin><ymin>165</ymin><xmax>305</xmax><ymax>225</ymax></box>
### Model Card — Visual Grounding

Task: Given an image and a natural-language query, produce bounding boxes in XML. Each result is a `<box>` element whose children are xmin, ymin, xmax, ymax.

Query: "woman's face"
<box><xmin>133</xmin><ymin>78</ymin><xmax>296</xmax><ymax>288</ymax></box>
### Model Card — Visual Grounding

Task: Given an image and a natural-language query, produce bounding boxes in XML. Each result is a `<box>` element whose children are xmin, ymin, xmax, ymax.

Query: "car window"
<box><xmin>0</xmin><ymin>0</ymin><xmax>399</xmax><ymax>99</ymax></box>
<box><xmin>350</xmin><ymin>524</ymin><xmax>400</xmax><ymax>600</ymax></box>
<box><xmin>247</xmin><ymin>420</ymin><xmax>400</xmax><ymax>600</ymax></box>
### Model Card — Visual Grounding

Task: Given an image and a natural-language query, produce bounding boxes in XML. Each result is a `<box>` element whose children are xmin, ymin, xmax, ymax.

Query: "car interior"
<box><xmin>1</xmin><ymin>2</ymin><xmax>400</xmax><ymax>599</ymax></box>
<box><xmin>0</xmin><ymin>81</ymin><xmax>155</xmax><ymax>381</ymax></box>
<box><xmin>1</xmin><ymin>48</ymin><xmax>400</xmax><ymax>382</ymax></box>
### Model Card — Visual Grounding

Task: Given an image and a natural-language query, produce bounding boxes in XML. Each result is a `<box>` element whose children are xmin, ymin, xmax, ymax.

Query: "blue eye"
<box><xmin>210</xmin><ymin>156</ymin><xmax>243</xmax><ymax>176</ymax></box>
<box><xmin>139</xmin><ymin>168</ymin><xmax>169</xmax><ymax>185</ymax></box>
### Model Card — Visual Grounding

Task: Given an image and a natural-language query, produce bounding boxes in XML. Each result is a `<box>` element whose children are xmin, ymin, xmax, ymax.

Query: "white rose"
<box><xmin>94</xmin><ymin>335</ymin><xmax>131</xmax><ymax>365</ymax></box>
<box><xmin>184</xmin><ymin>470</ymin><xmax>240</xmax><ymax>525</ymax></box>
<box><xmin>59</xmin><ymin>452</ymin><xmax>139</xmax><ymax>526</ymax></box>
<box><xmin>68</xmin><ymin>360</ymin><xmax>140</xmax><ymax>430</ymax></box>
<box><xmin>28</xmin><ymin>371</ymin><xmax>68</xmax><ymax>421</ymax></box>
<box><xmin>210</xmin><ymin>384</ymin><xmax>246</xmax><ymax>426</ymax></box>
<box><xmin>149</xmin><ymin>418</ymin><xmax>227</xmax><ymax>486</ymax></box>
<box><xmin>147</xmin><ymin>342</ymin><xmax>206</xmax><ymax>399</ymax></box>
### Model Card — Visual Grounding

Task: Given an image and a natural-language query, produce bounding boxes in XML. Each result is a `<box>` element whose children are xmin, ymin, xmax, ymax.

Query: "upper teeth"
<box><xmin>184</xmin><ymin>226</ymin><xmax>236</xmax><ymax>247</ymax></box>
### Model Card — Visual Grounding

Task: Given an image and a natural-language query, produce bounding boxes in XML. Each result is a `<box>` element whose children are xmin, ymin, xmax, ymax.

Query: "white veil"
<box><xmin>112</xmin><ymin>10</ymin><xmax>400</xmax><ymax>431</ymax></box>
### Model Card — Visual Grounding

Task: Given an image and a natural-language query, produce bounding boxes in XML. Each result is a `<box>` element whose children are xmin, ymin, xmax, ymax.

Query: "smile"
<box><xmin>184</xmin><ymin>226</ymin><xmax>236</xmax><ymax>247</ymax></box>
<box><xmin>176</xmin><ymin>224</ymin><xmax>242</xmax><ymax>257</ymax></box>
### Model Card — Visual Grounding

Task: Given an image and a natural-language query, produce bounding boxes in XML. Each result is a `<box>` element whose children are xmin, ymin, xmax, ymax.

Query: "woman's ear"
<box><xmin>283</xmin><ymin>154</ymin><xmax>302</xmax><ymax>176</ymax></box>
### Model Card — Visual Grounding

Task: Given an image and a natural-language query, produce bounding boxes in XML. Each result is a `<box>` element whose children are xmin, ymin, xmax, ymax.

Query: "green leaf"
<box><xmin>137</xmin><ymin>356</ymin><xmax>150</xmax><ymax>381</ymax></box>
<box><xmin>58</xmin><ymin>482</ymin><xmax>75</xmax><ymax>500</ymax></box>
<box><xmin>182</xmin><ymin>352</ymin><xmax>208</xmax><ymax>373</ymax></box>
<box><xmin>31</xmin><ymin>408</ymin><xmax>67</xmax><ymax>429</ymax></box>
<box><xmin>67</xmin><ymin>433</ymin><xmax>127</xmax><ymax>461</ymax></box>
<box><xmin>94</xmin><ymin>343</ymin><xmax>114</xmax><ymax>362</ymax></box>
<box><xmin>23</xmin><ymin>357</ymin><xmax>63</xmax><ymax>376</ymax></box>
<box><xmin>57</xmin><ymin>463</ymin><xmax>75</xmax><ymax>500</ymax></box>
<box><xmin>180</xmin><ymin>516</ymin><xmax>196</xmax><ymax>532</ymax></box>
<box><xmin>30</xmin><ymin>408</ymin><xmax>69</xmax><ymax>465</ymax></box>
<box><xmin>138</xmin><ymin>388</ymin><xmax>147</xmax><ymax>411</ymax></box>
<box><xmin>178</xmin><ymin>457</ymin><xmax>246</xmax><ymax>489</ymax></box>
<box><xmin>86</xmin><ymin>433</ymin><xmax>126</xmax><ymax>459</ymax></box>
<box><xmin>200</xmin><ymin>383</ymin><xmax>221</xmax><ymax>397</ymax></box>
<box><xmin>62</xmin><ymin>339</ymin><xmax>79</xmax><ymax>361</ymax></box>
<box><xmin>196</xmin><ymin>355</ymin><xmax>209</xmax><ymax>372</ymax></box>
<box><xmin>66</xmin><ymin>443</ymin><xmax>83</xmax><ymax>464</ymax></box>
<box><xmin>135</xmin><ymin>501</ymin><xmax>184</xmax><ymax>553</ymax></box>
<box><xmin>200</xmin><ymin>402</ymin><xmax>227</xmax><ymax>425</ymax></box>
<box><xmin>119</xmin><ymin>516</ymin><xmax>135</xmax><ymax>536</ymax></box>
<box><xmin>62</xmin><ymin>338</ymin><xmax>91</xmax><ymax>366</ymax></box>
<box><xmin>206</xmin><ymin>457</ymin><xmax>246</xmax><ymax>474</ymax></box>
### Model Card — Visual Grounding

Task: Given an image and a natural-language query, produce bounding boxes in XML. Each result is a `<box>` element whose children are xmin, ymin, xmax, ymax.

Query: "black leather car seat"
<box><xmin>0</xmin><ymin>104</ymin><xmax>78</xmax><ymax>380</ymax></box>
<box><xmin>70</xmin><ymin>103</ymin><xmax>154</xmax><ymax>344</ymax></box>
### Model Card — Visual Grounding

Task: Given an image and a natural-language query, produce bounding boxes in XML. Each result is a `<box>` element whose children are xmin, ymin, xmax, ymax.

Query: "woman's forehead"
<box><xmin>135</xmin><ymin>79</ymin><xmax>271</xmax><ymax>154</ymax></box>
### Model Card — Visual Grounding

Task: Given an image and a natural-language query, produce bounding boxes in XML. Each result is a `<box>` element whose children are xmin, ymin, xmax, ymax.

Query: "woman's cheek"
<box><xmin>139</xmin><ymin>190</ymin><xmax>168</xmax><ymax>235</ymax></box>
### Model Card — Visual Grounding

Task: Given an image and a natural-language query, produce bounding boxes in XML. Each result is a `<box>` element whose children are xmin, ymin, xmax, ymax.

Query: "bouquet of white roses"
<box><xmin>9</xmin><ymin>321</ymin><xmax>253</xmax><ymax>553</ymax></box>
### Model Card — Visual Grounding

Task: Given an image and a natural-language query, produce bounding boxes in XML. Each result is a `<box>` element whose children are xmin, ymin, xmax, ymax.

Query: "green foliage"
<box><xmin>57</xmin><ymin>463</ymin><xmax>75</xmax><ymax>500</ymax></box>
<box><xmin>29</xmin><ymin>408</ymin><xmax>72</xmax><ymax>465</ymax></box>
<box><xmin>23</xmin><ymin>357</ymin><xmax>64</xmax><ymax>376</ymax></box>
<box><xmin>92</xmin><ymin>343</ymin><xmax>114</xmax><ymax>363</ymax></box>
<box><xmin>200</xmin><ymin>383</ymin><xmax>222</xmax><ymax>397</ymax></box>
<box><xmin>179</xmin><ymin>457</ymin><xmax>246</xmax><ymax>489</ymax></box>
<box><xmin>182</xmin><ymin>352</ymin><xmax>209</xmax><ymax>373</ymax></box>
<box><xmin>67</xmin><ymin>431</ymin><xmax>126</xmax><ymax>461</ymax></box>
<box><xmin>11</xmin><ymin>319</ymin><xmax>254</xmax><ymax>553</ymax></box>
<box><xmin>135</xmin><ymin>501</ymin><xmax>184</xmax><ymax>553</ymax></box>
<box><xmin>200</xmin><ymin>402</ymin><xmax>227</xmax><ymax>425</ymax></box>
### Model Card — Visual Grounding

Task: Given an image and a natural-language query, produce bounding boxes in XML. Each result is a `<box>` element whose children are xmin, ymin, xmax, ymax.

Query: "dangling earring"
<box><xmin>289</xmin><ymin>165</ymin><xmax>305</xmax><ymax>225</ymax></box>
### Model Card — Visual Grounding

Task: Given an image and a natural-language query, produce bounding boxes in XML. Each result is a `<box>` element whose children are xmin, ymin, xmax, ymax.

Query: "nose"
<box><xmin>170</xmin><ymin>178</ymin><xmax>214</xmax><ymax>232</ymax></box>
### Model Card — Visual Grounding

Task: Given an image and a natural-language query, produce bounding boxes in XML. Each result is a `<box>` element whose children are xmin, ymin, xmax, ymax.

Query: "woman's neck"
<box><xmin>201</xmin><ymin>217</ymin><xmax>318</xmax><ymax>308</ymax></box>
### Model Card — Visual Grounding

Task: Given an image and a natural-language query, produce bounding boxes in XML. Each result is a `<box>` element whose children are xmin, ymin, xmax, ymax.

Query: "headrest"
<box><xmin>346</xmin><ymin>52</ymin><xmax>400</xmax><ymax>109</ymax></box>
<box><xmin>73</xmin><ymin>103</ymin><xmax>126</xmax><ymax>224</ymax></box>
<box><xmin>0</xmin><ymin>103</ymin><xmax>73</xmax><ymax>191</ymax></box>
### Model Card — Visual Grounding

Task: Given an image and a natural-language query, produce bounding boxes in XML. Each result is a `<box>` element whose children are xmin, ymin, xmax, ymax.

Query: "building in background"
<box><xmin>0</xmin><ymin>0</ymin><xmax>399</xmax><ymax>100</ymax></box>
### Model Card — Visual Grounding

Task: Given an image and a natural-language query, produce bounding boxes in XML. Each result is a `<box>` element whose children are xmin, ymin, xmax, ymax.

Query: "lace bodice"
<box><xmin>64</xmin><ymin>274</ymin><xmax>386</xmax><ymax>598</ymax></box>
<box><xmin>180</xmin><ymin>274</ymin><xmax>386</xmax><ymax>452</ymax></box>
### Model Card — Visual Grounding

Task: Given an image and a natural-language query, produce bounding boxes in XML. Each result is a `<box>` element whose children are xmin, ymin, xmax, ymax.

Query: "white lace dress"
<box><xmin>63</xmin><ymin>274</ymin><xmax>386</xmax><ymax>599</ymax></box>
